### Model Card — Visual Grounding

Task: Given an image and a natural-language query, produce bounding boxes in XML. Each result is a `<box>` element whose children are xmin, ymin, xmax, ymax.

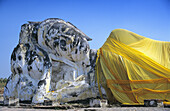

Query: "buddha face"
<box><xmin>38</xmin><ymin>18</ymin><xmax>92</xmax><ymax>61</ymax></box>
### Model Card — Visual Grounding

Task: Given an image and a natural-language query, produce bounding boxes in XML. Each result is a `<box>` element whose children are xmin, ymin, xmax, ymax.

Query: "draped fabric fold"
<box><xmin>95</xmin><ymin>29</ymin><xmax>170</xmax><ymax>104</ymax></box>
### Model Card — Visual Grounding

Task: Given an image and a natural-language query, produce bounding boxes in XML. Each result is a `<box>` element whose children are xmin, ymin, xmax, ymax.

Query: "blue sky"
<box><xmin>0</xmin><ymin>0</ymin><xmax>169</xmax><ymax>78</ymax></box>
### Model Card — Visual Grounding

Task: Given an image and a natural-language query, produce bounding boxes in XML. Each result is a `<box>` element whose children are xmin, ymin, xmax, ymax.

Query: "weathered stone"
<box><xmin>90</xmin><ymin>99</ymin><xmax>108</xmax><ymax>107</ymax></box>
<box><xmin>4</xmin><ymin>18</ymin><xmax>106</xmax><ymax>105</ymax></box>
<box><xmin>3</xmin><ymin>97</ymin><xmax>19</xmax><ymax>106</ymax></box>
<box><xmin>144</xmin><ymin>99</ymin><xmax>164</xmax><ymax>107</ymax></box>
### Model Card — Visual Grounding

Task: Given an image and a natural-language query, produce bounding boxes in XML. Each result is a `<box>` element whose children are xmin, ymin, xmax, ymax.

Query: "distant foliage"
<box><xmin>0</xmin><ymin>78</ymin><xmax>7</xmax><ymax>83</ymax></box>
<box><xmin>0</xmin><ymin>78</ymin><xmax>6</xmax><ymax>94</ymax></box>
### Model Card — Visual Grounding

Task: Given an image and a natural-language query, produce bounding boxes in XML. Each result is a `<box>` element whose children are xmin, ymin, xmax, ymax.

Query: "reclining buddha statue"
<box><xmin>4</xmin><ymin>18</ymin><xmax>170</xmax><ymax>105</ymax></box>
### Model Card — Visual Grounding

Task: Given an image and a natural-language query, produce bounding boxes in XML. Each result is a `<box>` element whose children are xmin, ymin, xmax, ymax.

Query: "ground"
<box><xmin>0</xmin><ymin>82</ymin><xmax>169</xmax><ymax>111</ymax></box>
<box><xmin>0</xmin><ymin>106</ymin><xmax>169</xmax><ymax>111</ymax></box>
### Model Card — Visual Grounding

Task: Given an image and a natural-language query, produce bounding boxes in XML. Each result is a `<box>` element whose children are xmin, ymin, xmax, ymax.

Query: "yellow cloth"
<box><xmin>95</xmin><ymin>29</ymin><xmax>170</xmax><ymax>104</ymax></box>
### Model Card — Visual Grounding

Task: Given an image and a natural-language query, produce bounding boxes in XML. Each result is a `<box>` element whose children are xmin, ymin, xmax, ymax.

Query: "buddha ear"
<box><xmin>27</xmin><ymin>21</ymin><xmax>41</xmax><ymax>43</ymax></box>
<box><xmin>19</xmin><ymin>23</ymin><xmax>30</xmax><ymax>44</ymax></box>
<box><xmin>27</xmin><ymin>21</ymin><xmax>40</xmax><ymax>32</ymax></box>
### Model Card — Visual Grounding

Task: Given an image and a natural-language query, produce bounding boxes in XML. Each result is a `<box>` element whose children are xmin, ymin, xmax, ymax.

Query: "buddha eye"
<box><xmin>60</xmin><ymin>40</ymin><xmax>66</xmax><ymax>47</ymax></box>
<box><xmin>53</xmin><ymin>37</ymin><xmax>58</xmax><ymax>40</ymax></box>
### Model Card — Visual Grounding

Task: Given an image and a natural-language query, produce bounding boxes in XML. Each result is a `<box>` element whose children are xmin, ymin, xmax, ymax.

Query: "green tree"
<box><xmin>3</xmin><ymin>78</ymin><xmax>7</xmax><ymax>83</ymax></box>
<box><xmin>0</xmin><ymin>78</ymin><xmax>3</xmax><ymax>83</ymax></box>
